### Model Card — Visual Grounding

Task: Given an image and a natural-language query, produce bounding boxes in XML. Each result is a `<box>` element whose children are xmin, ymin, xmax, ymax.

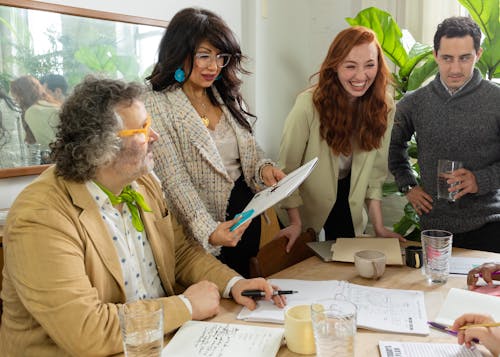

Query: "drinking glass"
<box><xmin>437</xmin><ymin>159</ymin><xmax>463</xmax><ymax>202</ymax></box>
<box><xmin>421</xmin><ymin>229</ymin><xmax>453</xmax><ymax>284</ymax></box>
<box><xmin>119</xmin><ymin>302</ymin><xmax>163</xmax><ymax>357</ymax></box>
<box><xmin>310</xmin><ymin>299</ymin><xmax>356</xmax><ymax>357</ymax></box>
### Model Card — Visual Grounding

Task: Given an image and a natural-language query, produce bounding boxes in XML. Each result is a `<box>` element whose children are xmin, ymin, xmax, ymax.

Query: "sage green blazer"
<box><xmin>0</xmin><ymin>167</ymin><xmax>237</xmax><ymax>356</ymax></box>
<box><xmin>278</xmin><ymin>89</ymin><xmax>395</xmax><ymax>236</ymax></box>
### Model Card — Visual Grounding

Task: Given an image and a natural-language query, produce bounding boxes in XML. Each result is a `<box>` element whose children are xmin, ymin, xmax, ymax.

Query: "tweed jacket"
<box><xmin>0</xmin><ymin>167</ymin><xmax>238</xmax><ymax>356</ymax></box>
<box><xmin>144</xmin><ymin>86</ymin><xmax>272</xmax><ymax>255</ymax></box>
<box><xmin>278</xmin><ymin>89</ymin><xmax>395</xmax><ymax>236</ymax></box>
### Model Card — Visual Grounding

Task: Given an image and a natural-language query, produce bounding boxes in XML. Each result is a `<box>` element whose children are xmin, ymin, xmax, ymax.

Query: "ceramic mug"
<box><xmin>284</xmin><ymin>305</ymin><xmax>316</xmax><ymax>355</ymax></box>
<box><xmin>405</xmin><ymin>245</ymin><xmax>423</xmax><ymax>268</ymax></box>
<box><xmin>354</xmin><ymin>250</ymin><xmax>386</xmax><ymax>279</ymax></box>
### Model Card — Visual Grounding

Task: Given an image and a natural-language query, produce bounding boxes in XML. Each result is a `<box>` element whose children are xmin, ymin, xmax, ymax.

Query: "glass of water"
<box><xmin>311</xmin><ymin>299</ymin><xmax>356</xmax><ymax>357</ymax></box>
<box><xmin>421</xmin><ymin>229</ymin><xmax>453</xmax><ymax>284</ymax></box>
<box><xmin>437</xmin><ymin>159</ymin><xmax>463</xmax><ymax>202</ymax></box>
<box><xmin>119</xmin><ymin>301</ymin><xmax>164</xmax><ymax>357</ymax></box>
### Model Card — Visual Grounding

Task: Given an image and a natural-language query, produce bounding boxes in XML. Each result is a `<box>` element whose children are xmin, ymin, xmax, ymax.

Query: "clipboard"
<box><xmin>230</xmin><ymin>157</ymin><xmax>318</xmax><ymax>231</ymax></box>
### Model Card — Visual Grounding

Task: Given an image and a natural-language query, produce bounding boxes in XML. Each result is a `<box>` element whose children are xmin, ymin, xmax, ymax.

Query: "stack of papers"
<box><xmin>237</xmin><ymin>279</ymin><xmax>429</xmax><ymax>335</ymax></box>
<box><xmin>162</xmin><ymin>321</ymin><xmax>284</xmax><ymax>357</ymax></box>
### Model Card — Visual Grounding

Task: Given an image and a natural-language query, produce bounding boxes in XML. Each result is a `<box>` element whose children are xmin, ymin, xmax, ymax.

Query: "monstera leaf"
<box><xmin>458</xmin><ymin>0</ymin><xmax>500</xmax><ymax>80</ymax></box>
<box><xmin>346</xmin><ymin>7</ymin><xmax>437</xmax><ymax>98</ymax></box>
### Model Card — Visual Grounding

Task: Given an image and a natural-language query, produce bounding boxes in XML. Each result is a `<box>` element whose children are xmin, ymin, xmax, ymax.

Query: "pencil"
<box><xmin>459</xmin><ymin>322</ymin><xmax>500</xmax><ymax>330</ymax></box>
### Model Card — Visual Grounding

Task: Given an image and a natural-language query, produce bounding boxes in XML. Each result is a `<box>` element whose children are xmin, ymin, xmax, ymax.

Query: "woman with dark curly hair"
<box><xmin>277</xmin><ymin>26</ymin><xmax>404</xmax><ymax>243</ymax></box>
<box><xmin>144</xmin><ymin>7</ymin><xmax>285</xmax><ymax>277</ymax></box>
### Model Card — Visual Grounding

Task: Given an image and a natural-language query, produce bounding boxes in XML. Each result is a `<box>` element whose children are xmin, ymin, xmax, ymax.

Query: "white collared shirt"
<box><xmin>440</xmin><ymin>75</ymin><xmax>473</xmax><ymax>96</ymax></box>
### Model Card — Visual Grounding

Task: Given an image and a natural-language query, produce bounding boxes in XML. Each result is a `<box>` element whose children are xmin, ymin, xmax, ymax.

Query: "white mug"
<box><xmin>354</xmin><ymin>250</ymin><xmax>386</xmax><ymax>279</ymax></box>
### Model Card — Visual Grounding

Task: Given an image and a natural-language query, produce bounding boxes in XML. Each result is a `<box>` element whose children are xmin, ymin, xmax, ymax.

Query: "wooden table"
<box><xmin>205</xmin><ymin>245</ymin><xmax>499</xmax><ymax>356</ymax></box>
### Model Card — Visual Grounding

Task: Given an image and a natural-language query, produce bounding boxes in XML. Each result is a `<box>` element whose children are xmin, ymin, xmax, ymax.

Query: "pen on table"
<box><xmin>241</xmin><ymin>289</ymin><xmax>298</xmax><ymax>297</ymax></box>
<box><xmin>428</xmin><ymin>321</ymin><xmax>480</xmax><ymax>343</ymax></box>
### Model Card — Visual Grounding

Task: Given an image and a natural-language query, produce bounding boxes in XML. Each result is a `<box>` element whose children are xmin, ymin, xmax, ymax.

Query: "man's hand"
<box><xmin>208</xmin><ymin>218</ymin><xmax>251</xmax><ymax>247</ymax></box>
<box><xmin>405</xmin><ymin>186</ymin><xmax>433</xmax><ymax>215</ymax></box>
<box><xmin>261</xmin><ymin>165</ymin><xmax>286</xmax><ymax>187</ymax></box>
<box><xmin>230</xmin><ymin>278</ymin><xmax>286</xmax><ymax>311</ymax></box>
<box><xmin>183</xmin><ymin>280</ymin><xmax>221</xmax><ymax>320</ymax></box>
<box><xmin>467</xmin><ymin>262</ymin><xmax>500</xmax><ymax>289</ymax></box>
<box><xmin>448</xmin><ymin>168</ymin><xmax>478</xmax><ymax>200</ymax></box>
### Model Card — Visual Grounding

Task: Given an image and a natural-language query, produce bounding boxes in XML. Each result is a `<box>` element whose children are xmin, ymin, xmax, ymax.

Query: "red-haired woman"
<box><xmin>277</xmin><ymin>26</ymin><xmax>403</xmax><ymax>247</ymax></box>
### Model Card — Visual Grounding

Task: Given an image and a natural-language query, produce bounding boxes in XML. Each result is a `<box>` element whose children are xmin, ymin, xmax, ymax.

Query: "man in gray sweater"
<box><xmin>389</xmin><ymin>17</ymin><xmax>500</xmax><ymax>252</ymax></box>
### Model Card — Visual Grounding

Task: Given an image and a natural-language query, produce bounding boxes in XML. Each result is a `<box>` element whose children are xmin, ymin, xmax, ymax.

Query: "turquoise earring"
<box><xmin>216</xmin><ymin>74</ymin><xmax>222</xmax><ymax>81</ymax></box>
<box><xmin>174</xmin><ymin>68</ymin><xmax>185</xmax><ymax>83</ymax></box>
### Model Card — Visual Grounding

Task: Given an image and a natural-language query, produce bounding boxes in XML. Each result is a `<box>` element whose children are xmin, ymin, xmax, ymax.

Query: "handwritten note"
<box><xmin>379</xmin><ymin>341</ymin><xmax>482</xmax><ymax>357</ymax></box>
<box><xmin>237</xmin><ymin>279</ymin><xmax>429</xmax><ymax>335</ymax></box>
<box><xmin>162</xmin><ymin>321</ymin><xmax>284</xmax><ymax>357</ymax></box>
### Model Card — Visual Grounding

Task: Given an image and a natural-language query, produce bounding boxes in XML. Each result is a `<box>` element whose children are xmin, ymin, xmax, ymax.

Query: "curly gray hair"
<box><xmin>51</xmin><ymin>75</ymin><xmax>144</xmax><ymax>182</ymax></box>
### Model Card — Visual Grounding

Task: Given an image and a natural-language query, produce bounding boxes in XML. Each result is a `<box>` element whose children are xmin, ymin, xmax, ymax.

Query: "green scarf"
<box><xmin>94</xmin><ymin>182</ymin><xmax>152</xmax><ymax>232</ymax></box>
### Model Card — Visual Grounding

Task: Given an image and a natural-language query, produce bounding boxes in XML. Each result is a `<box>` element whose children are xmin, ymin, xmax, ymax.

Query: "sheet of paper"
<box><xmin>435</xmin><ymin>288</ymin><xmax>500</xmax><ymax>326</ymax></box>
<box><xmin>239</xmin><ymin>157</ymin><xmax>318</xmax><ymax>221</ymax></box>
<box><xmin>449</xmin><ymin>256</ymin><xmax>490</xmax><ymax>275</ymax></box>
<box><xmin>331</xmin><ymin>238</ymin><xmax>403</xmax><ymax>265</ymax></box>
<box><xmin>237</xmin><ymin>279</ymin><xmax>429</xmax><ymax>335</ymax></box>
<box><xmin>162</xmin><ymin>321</ymin><xmax>284</xmax><ymax>357</ymax></box>
<box><xmin>379</xmin><ymin>341</ymin><xmax>482</xmax><ymax>357</ymax></box>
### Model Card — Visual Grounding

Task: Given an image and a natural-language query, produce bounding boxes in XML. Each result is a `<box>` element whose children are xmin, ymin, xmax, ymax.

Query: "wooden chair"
<box><xmin>249</xmin><ymin>228</ymin><xmax>316</xmax><ymax>278</ymax></box>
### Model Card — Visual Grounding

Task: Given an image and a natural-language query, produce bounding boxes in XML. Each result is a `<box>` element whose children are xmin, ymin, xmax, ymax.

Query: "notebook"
<box><xmin>331</xmin><ymin>238</ymin><xmax>403</xmax><ymax>265</ymax></box>
<box><xmin>435</xmin><ymin>288</ymin><xmax>500</xmax><ymax>326</ymax></box>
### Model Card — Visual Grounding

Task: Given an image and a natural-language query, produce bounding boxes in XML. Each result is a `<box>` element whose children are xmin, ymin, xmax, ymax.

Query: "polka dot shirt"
<box><xmin>87</xmin><ymin>181</ymin><xmax>165</xmax><ymax>302</ymax></box>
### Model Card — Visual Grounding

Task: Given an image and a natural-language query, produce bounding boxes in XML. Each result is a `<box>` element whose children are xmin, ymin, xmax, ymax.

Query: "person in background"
<box><xmin>0</xmin><ymin>75</ymin><xmax>285</xmax><ymax>356</ymax></box>
<box><xmin>10</xmin><ymin>75</ymin><xmax>60</xmax><ymax>148</ymax></box>
<box><xmin>0</xmin><ymin>86</ymin><xmax>24</xmax><ymax>167</ymax></box>
<box><xmin>452</xmin><ymin>313</ymin><xmax>500</xmax><ymax>356</ymax></box>
<box><xmin>277</xmin><ymin>26</ymin><xmax>403</xmax><ymax>246</ymax></box>
<box><xmin>389</xmin><ymin>17</ymin><xmax>500</xmax><ymax>252</ymax></box>
<box><xmin>40</xmin><ymin>73</ymin><xmax>69</xmax><ymax>104</ymax></box>
<box><xmin>144</xmin><ymin>7</ymin><xmax>285</xmax><ymax>277</ymax></box>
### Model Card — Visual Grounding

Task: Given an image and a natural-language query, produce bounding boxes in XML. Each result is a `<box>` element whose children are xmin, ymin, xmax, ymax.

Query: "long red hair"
<box><xmin>312</xmin><ymin>26</ymin><xmax>391</xmax><ymax>155</ymax></box>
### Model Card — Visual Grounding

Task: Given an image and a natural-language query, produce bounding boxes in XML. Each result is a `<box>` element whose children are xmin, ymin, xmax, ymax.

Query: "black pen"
<box><xmin>241</xmin><ymin>289</ymin><xmax>298</xmax><ymax>297</ymax></box>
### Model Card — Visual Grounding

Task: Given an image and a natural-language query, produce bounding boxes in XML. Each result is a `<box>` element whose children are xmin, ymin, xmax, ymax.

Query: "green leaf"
<box><xmin>458</xmin><ymin>0</ymin><xmax>500</xmax><ymax>80</ymax></box>
<box><xmin>346</xmin><ymin>7</ymin><xmax>408</xmax><ymax>68</ymax></box>
<box><xmin>399</xmin><ymin>43</ymin><xmax>434</xmax><ymax>78</ymax></box>
<box><xmin>383</xmin><ymin>181</ymin><xmax>399</xmax><ymax>196</ymax></box>
<box><xmin>406</xmin><ymin>56</ymin><xmax>438</xmax><ymax>91</ymax></box>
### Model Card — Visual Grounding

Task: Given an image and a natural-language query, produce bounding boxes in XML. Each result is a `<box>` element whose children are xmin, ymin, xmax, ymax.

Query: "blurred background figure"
<box><xmin>0</xmin><ymin>85</ymin><xmax>25</xmax><ymax>167</ymax></box>
<box><xmin>40</xmin><ymin>73</ymin><xmax>69</xmax><ymax>104</ymax></box>
<box><xmin>10</xmin><ymin>75</ymin><xmax>60</xmax><ymax>151</ymax></box>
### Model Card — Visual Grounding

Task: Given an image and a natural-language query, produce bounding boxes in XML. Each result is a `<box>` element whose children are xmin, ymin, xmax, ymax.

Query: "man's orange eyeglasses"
<box><xmin>117</xmin><ymin>115</ymin><xmax>152</xmax><ymax>139</ymax></box>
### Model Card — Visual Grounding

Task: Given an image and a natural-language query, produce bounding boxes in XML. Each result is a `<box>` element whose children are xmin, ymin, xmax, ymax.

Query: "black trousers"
<box><xmin>324</xmin><ymin>174</ymin><xmax>355</xmax><ymax>241</ymax></box>
<box><xmin>218</xmin><ymin>175</ymin><xmax>261</xmax><ymax>278</ymax></box>
<box><xmin>452</xmin><ymin>221</ymin><xmax>500</xmax><ymax>253</ymax></box>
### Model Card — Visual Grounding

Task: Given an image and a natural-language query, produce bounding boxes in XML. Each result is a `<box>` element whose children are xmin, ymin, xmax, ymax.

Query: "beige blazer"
<box><xmin>278</xmin><ymin>90</ymin><xmax>395</xmax><ymax>236</ymax></box>
<box><xmin>144</xmin><ymin>86</ymin><xmax>272</xmax><ymax>255</ymax></box>
<box><xmin>0</xmin><ymin>167</ymin><xmax>237</xmax><ymax>356</ymax></box>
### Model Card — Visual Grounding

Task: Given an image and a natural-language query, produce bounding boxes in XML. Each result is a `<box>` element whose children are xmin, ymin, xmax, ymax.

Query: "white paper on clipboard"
<box><xmin>238</xmin><ymin>157</ymin><xmax>318</xmax><ymax>222</ymax></box>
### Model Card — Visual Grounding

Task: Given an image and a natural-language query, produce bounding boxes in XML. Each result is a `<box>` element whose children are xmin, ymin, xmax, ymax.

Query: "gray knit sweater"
<box><xmin>389</xmin><ymin>69</ymin><xmax>500</xmax><ymax>234</ymax></box>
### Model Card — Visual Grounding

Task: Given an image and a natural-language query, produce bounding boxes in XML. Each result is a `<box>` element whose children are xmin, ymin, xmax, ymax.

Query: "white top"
<box><xmin>209</xmin><ymin>113</ymin><xmax>242</xmax><ymax>182</ymax></box>
<box><xmin>338</xmin><ymin>152</ymin><xmax>353</xmax><ymax>180</ymax></box>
